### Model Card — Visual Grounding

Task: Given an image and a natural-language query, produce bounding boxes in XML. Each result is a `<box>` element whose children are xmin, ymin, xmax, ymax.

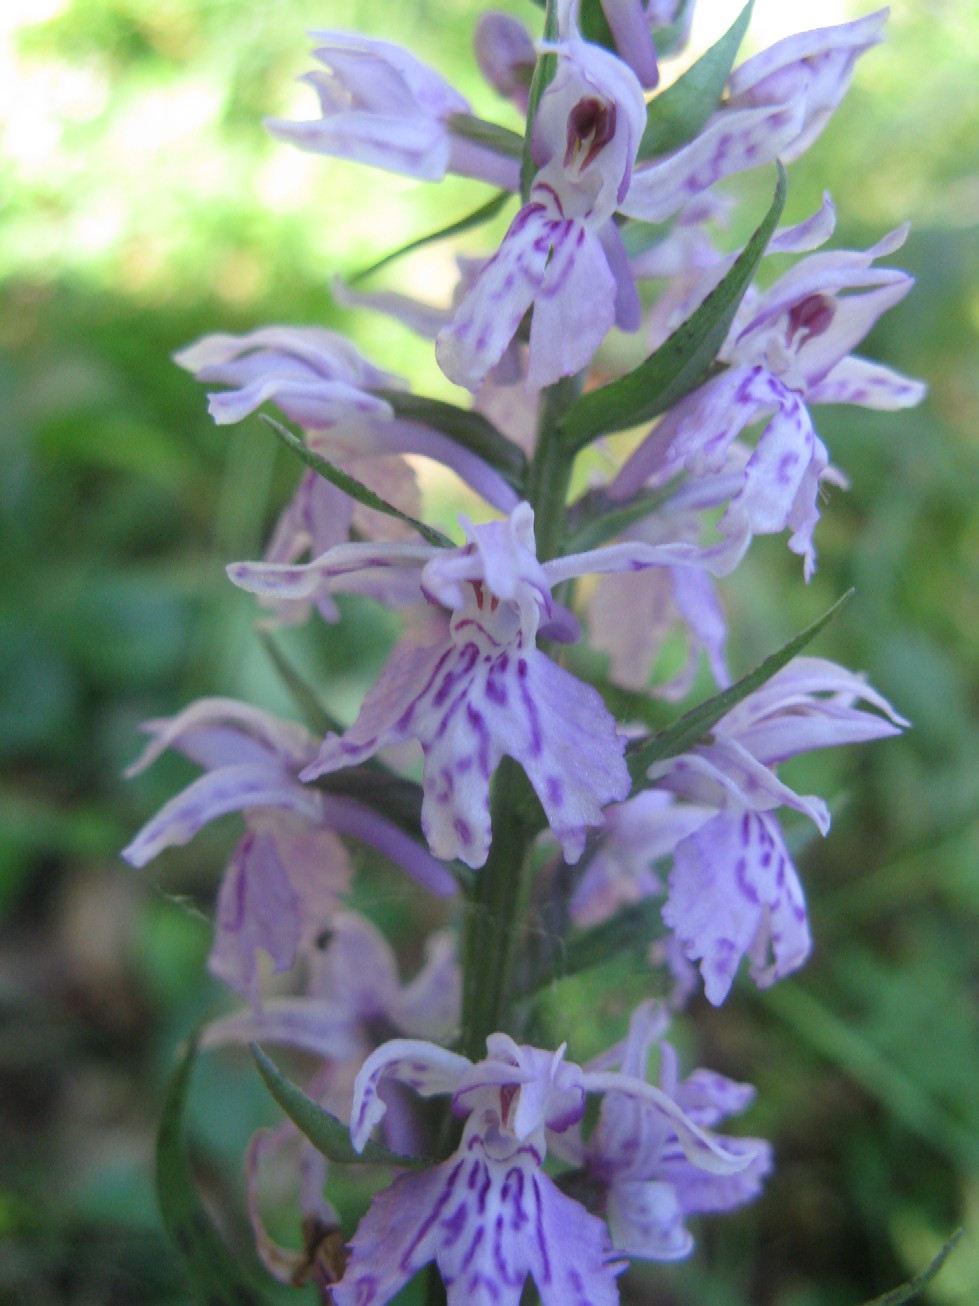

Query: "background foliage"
<box><xmin>1</xmin><ymin>0</ymin><xmax>977</xmax><ymax>1302</ymax></box>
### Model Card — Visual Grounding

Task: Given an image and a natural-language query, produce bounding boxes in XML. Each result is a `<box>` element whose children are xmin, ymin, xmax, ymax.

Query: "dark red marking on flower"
<box><xmin>565</xmin><ymin>96</ymin><xmax>617</xmax><ymax>170</ymax></box>
<box><xmin>786</xmin><ymin>293</ymin><xmax>834</xmax><ymax>348</ymax></box>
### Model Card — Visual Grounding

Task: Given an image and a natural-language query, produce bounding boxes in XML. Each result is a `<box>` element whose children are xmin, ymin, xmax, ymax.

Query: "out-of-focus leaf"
<box><xmin>350</xmin><ymin>189</ymin><xmax>513</xmax><ymax>284</ymax></box>
<box><xmin>156</xmin><ymin>1037</ymin><xmax>273</xmax><ymax>1306</ymax></box>
<box><xmin>260</xmin><ymin>414</ymin><xmax>452</xmax><ymax>548</ymax></box>
<box><xmin>638</xmin><ymin>1</ymin><xmax>754</xmax><ymax>160</ymax></box>
<box><xmin>258</xmin><ymin>632</ymin><xmax>343</xmax><ymax>738</ymax></box>
<box><xmin>251</xmin><ymin>1044</ymin><xmax>431</xmax><ymax>1169</ymax></box>
<box><xmin>627</xmin><ymin>589</ymin><xmax>852</xmax><ymax>784</ymax></box>
<box><xmin>378</xmin><ymin>391</ymin><xmax>528</xmax><ymax>487</ymax></box>
<box><xmin>521</xmin><ymin>899</ymin><xmax>665</xmax><ymax>995</ymax></box>
<box><xmin>855</xmin><ymin>1229</ymin><xmax>963</xmax><ymax>1306</ymax></box>
<box><xmin>559</xmin><ymin>162</ymin><xmax>786</xmax><ymax>450</ymax></box>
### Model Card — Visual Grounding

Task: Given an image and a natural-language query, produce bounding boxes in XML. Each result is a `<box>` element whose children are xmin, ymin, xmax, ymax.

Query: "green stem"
<box><xmin>460</xmin><ymin>759</ymin><xmax>539</xmax><ymax>1062</ymax></box>
<box><xmin>526</xmin><ymin>372</ymin><xmax>582</xmax><ymax>562</ymax></box>
<box><xmin>458</xmin><ymin>373</ymin><xmax>583</xmax><ymax>1061</ymax></box>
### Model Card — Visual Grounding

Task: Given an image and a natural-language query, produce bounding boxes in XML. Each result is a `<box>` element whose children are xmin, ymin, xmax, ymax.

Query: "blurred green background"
<box><xmin>1</xmin><ymin>0</ymin><xmax>977</xmax><ymax>1302</ymax></box>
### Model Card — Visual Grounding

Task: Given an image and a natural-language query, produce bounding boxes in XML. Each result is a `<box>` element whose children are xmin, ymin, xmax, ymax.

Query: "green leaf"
<box><xmin>349</xmin><ymin>190</ymin><xmax>513</xmax><ymax>284</ymax></box>
<box><xmin>258</xmin><ymin>631</ymin><xmax>343</xmax><ymax>738</ymax></box>
<box><xmin>559</xmin><ymin>161</ymin><xmax>787</xmax><ymax>450</ymax></box>
<box><xmin>522</xmin><ymin>898</ymin><xmax>666</xmax><ymax>995</ymax></box>
<box><xmin>579</xmin><ymin>0</ymin><xmax>615</xmax><ymax>48</ymax></box>
<box><xmin>377</xmin><ymin>390</ymin><xmax>529</xmax><ymax>489</ymax></box>
<box><xmin>259</xmin><ymin>414</ymin><xmax>453</xmax><ymax>548</ymax></box>
<box><xmin>156</xmin><ymin>1037</ymin><xmax>274</xmax><ymax>1306</ymax></box>
<box><xmin>566</xmin><ymin>482</ymin><xmax>677</xmax><ymax>552</ymax></box>
<box><xmin>638</xmin><ymin>1</ymin><xmax>754</xmax><ymax>160</ymax></box>
<box><xmin>252</xmin><ymin>1044</ymin><xmax>431</xmax><ymax>1169</ymax></box>
<box><xmin>627</xmin><ymin>589</ymin><xmax>853</xmax><ymax>784</ymax></box>
<box><xmin>856</xmin><ymin>1231</ymin><xmax>964</xmax><ymax>1306</ymax></box>
<box><xmin>520</xmin><ymin>0</ymin><xmax>560</xmax><ymax>200</ymax></box>
<box><xmin>448</xmin><ymin>113</ymin><xmax>524</xmax><ymax>159</ymax></box>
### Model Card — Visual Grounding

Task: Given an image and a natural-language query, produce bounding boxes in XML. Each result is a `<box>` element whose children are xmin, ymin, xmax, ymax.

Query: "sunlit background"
<box><xmin>2</xmin><ymin>1</ymin><xmax>978</xmax><ymax>1302</ymax></box>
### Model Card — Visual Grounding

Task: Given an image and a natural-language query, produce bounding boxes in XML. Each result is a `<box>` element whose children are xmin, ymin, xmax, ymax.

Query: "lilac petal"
<box><xmin>598</xmin><ymin>217</ymin><xmax>642</xmax><ymax>332</ymax></box>
<box><xmin>723</xmin><ymin>656</ymin><xmax>908</xmax><ymax>763</ymax></box>
<box><xmin>727</xmin><ymin>10</ymin><xmax>888</xmax><ymax>163</ymax></box>
<box><xmin>391</xmin><ymin>932</ymin><xmax>461</xmax><ymax>1043</ymax></box>
<box><xmin>526</xmin><ymin>220</ymin><xmax>617</xmax><ymax>390</ymax></box>
<box><xmin>607</xmin><ymin>1179</ymin><xmax>693</xmax><ymax>1260</ymax></box>
<box><xmin>333</xmin><ymin>277</ymin><xmax>450</xmax><ymax>340</ymax></box>
<box><xmin>207</xmin><ymin>831</ymin><xmax>303</xmax><ymax>1003</ymax></box>
<box><xmin>583</xmin><ymin>1069</ymin><xmax>757</xmax><ymax>1175</ymax></box>
<box><xmin>793</xmin><ymin>281</ymin><xmax>915</xmax><ymax>391</ymax></box>
<box><xmin>474</xmin><ymin>12</ymin><xmax>536</xmax><ymax>112</ymax></box>
<box><xmin>244</xmin><ymin>1126</ymin><xmax>337</xmax><ymax>1284</ymax></box>
<box><xmin>808</xmin><ymin>354</ymin><xmax>927</xmax><ymax>410</ymax></box>
<box><xmin>335</xmin><ymin>1146</ymin><xmax>621</xmax><ymax>1306</ymax></box>
<box><xmin>319</xmin><ymin>794</ymin><xmax>458</xmax><ymax>898</ymax></box>
<box><xmin>436</xmin><ymin>202</ymin><xmax>552</xmax><ymax>392</ymax></box>
<box><xmin>227</xmin><ymin>540</ymin><xmax>435</xmax><ymax>602</ymax></box>
<box><xmin>767</xmin><ymin>191</ymin><xmax>837</xmax><ymax>254</ymax></box>
<box><xmin>350</xmin><ymin>1039</ymin><xmax>471</xmax><ymax>1152</ymax></box>
<box><xmin>619</xmin><ymin>99</ymin><xmax>806</xmax><ymax>224</ymax></box>
<box><xmin>120</xmin><ymin>763</ymin><xmax>324</xmax><ymax>867</ymax></box>
<box><xmin>447</xmin><ymin>135</ymin><xmax>522</xmax><ymax>192</ymax></box>
<box><xmin>660</xmin><ymin>1136</ymin><xmax>773</xmax><ymax>1215</ymax></box>
<box><xmin>377</xmin><ymin>418</ymin><xmax>520</xmax><ymax>514</ymax></box>
<box><xmin>674</xmin><ymin>1068</ymin><xmax>755</xmax><ymax>1128</ymax></box>
<box><xmin>600</xmin><ymin>0</ymin><xmax>660</xmax><ymax>88</ymax></box>
<box><xmin>663</xmin><ymin>809</ymin><xmax>811</xmax><ymax>1005</ymax></box>
<box><xmin>265</xmin><ymin>32</ymin><xmax>472</xmax><ymax>182</ymax></box>
<box><xmin>570</xmin><ymin>791</ymin><xmax>712</xmax><ymax>928</ymax></box>
<box><xmin>124</xmin><ymin>698</ymin><xmax>315</xmax><ymax>776</ymax></box>
<box><xmin>452</xmin><ymin>1039</ymin><xmax>586</xmax><ymax>1139</ymax></box>
<box><xmin>651</xmin><ymin>736</ymin><xmax>831</xmax><ymax>833</ymax></box>
<box><xmin>174</xmin><ymin>325</ymin><xmax>401</xmax><ymax>391</ymax></box>
<box><xmin>202</xmin><ymin>997</ymin><xmax>361</xmax><ymax>1063</ymax></box>
<box><xmin>206</xmin><ymin>375</ymin><xmax>392</xmax><ymax>429</ymax></box>
<box><xmin>513</xmin><ymin>651</ymin><xmax>630</xmax><ymax>865</ymax></box>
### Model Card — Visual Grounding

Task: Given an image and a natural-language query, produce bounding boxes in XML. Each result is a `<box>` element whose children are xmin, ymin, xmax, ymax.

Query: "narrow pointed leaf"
<box><xmin>638</xmin><ymin>1</ymin><xmax>754</xmax><ymax>160</ymax></box>
<box><xmin>855</xmin><ymin>1229</ymin><xmax>963</xmax><ymax>1306</ymax></box>
<box><xmin>377</xmin><ymin>390</ymin><xmax>529</xmax><ymax>488</ymax></box>
<box><xmin>520</xmin><ymin>0</ymin><xmax>560</xmax><ymax>200</ymax></box>
<box><xmin>252</xmin><ymin>1044</ymin><xmax>431</xmax><ymax>1169</ymax></box>
<box><xmin>448</xmin><ymin>113</ymin><xmax>524</xmax><ymax>158</ymax></box>
<box><xmin>258</xmin><ymin>631</ymin><xmax>343</xmax><ymax>738</ymax></box>
<box><xmin>627</xmin><ymin>588</ymin><xmax>853</xmax><ymax>783</ymax></box>
<box><xmin>559</xmin><ymin>162</ymin><xmax>786</xmax><ymax>450</ymax></box>
<box><xmin>260</xmin><ymin>414</ymin><xmax>453</xmax><ymax>548</ymax></box>
<box><xmin>156</xmin><ymin>1037</ymin><xmax>274</xmax><ymax>1306</ymax></box>
<box><xmin>350</xmin><ymin>189</ymin><xmax>513</xmax><ymax>284</ymax></box>
<box><xmin>566</xmin><ymin>482</ymin><xmax>677</xmax><ymax>552</ymax></box>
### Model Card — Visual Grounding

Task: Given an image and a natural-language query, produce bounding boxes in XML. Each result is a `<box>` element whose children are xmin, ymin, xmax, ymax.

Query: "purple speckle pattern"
<box><xmin>663</xmin><ymin>809</ymin><xmax>811</xmax><ymax>1006</ymax></box>
<box><xmin>299</xmin><ymin>509</ymin><xmax>629</xmax><ymax>869</ymax></box>
<box><xmin>334</xmin><ymin>1130</ymin><xmax>620</xmax><ymax>1306</ymax></box>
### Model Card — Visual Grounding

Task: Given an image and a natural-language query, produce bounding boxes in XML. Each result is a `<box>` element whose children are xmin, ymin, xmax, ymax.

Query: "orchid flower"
<box><xmin>121</xmin><ymin>699</ymin><xmax>456</xmax><ymax>1003</ymax></box>
<box><xmin>436</xmin><ymin>28</ymin><xmax>647</xmax><ymax>391</ymax></box>
<box><xmin>333</xmin><ymin>1032</ymin><xmax>755</xmax><ymax>1305</ymax></box>
<box><xmin>650</xmin><ymin>657</ymin><xmax>908</xmax><ymax>1003</ymax></box>
<box><xmin>227</xmin><ymin>502</ymin><xmax>708</xmax><ymax>868</ymax></box>
<box><xmin>552</xmin><ymin>1002</ymin><xmax>772</xmax><ymax>1259</ymax></box>
<box><xmin>266</xmin><ymin>31</ymin><xmax>519</xmax><ymax>189</ymax></box>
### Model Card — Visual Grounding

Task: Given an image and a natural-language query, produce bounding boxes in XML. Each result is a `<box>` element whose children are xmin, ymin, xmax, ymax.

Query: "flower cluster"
<box><xmin>128</xmin><ymin>3</ymin><xmax>922</xmax><ymax>1303</ymax></box>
